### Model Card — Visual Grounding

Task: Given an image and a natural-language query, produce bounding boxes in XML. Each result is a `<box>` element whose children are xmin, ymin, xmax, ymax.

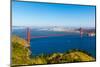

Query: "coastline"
<box><xmin>11</xmin><ymin>35</ymin><xmax>95</xmax><ymax>66</ymax></box>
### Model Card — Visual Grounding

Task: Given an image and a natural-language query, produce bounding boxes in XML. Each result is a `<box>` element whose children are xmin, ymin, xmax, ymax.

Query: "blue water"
<box><xmin>12</xmin><ymin>29</ymin><xmax>96</xmax><ymax>57</ymax></box>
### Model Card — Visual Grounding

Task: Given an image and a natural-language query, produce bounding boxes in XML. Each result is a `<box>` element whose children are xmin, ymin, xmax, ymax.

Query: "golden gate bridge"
<box><xmin>26</xmin><ymin>27</ymin><xmax>85</xmax><ymax>44</ymax></box>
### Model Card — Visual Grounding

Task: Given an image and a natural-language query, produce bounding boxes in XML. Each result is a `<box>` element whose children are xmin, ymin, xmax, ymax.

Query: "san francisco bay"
<box><xmin>12</xmin><ymin>28</ymin><xmax>96</xmax><ymax>57</ymax></box>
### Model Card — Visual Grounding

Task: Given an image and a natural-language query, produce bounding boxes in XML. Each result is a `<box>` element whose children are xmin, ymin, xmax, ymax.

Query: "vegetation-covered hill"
<box><xmin>12</xmin><ymin>35</ymin><xmax>30</xmax><ymax>47</ymax></box>
<box><xmin>30</xmin><ymin>50</ymin><xmax>95</xmax><ymax>64</ymax></box>
<box><xmin>12</xmin><ymin>36</ymin><xmax>31</xmax><ymax>66</ymax></box>
<box><xmin>11</xmin><ymin>35</ymin><xmax>95</xmax><ymax>66</ymax></box>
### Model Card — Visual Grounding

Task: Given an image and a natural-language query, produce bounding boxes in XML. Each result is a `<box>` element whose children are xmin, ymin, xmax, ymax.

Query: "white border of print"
<box><xmin>0</xmin><ymin>0</ymin><xmax>10</xmax><ymax>67</ymax></box>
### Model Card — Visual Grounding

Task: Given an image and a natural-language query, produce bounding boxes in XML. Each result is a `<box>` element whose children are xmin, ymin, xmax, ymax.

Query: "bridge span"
<box><xmin>26</xmin><ymin>27</ymin><xmax>85</xmax><ymax>43</ymax></box>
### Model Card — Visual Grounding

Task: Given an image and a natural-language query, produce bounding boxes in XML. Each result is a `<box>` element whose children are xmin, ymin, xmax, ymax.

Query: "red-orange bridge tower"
<box><xmin>27</xmin><ymin>27</ymin><xmax>31</xmax><ymax>44</ymax></box>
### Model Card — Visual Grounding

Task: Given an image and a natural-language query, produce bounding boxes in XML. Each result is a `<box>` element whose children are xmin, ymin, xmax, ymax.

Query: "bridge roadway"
<box><xmin>31</xmin><ymin>34</ymin><xmax>69</xmax><ymax>38</ymax></box>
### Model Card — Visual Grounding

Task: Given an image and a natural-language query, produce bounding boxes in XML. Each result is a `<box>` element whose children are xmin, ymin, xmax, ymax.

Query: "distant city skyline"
<box><xmin>12</xmin><ymin>1</ymin><xmax>96</xmax><ymax>28</ymax></box>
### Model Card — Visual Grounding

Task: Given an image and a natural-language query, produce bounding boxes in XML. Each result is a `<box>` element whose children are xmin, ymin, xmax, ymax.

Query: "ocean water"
<box><xmin>12</xmin><ymin>29</ymin><xmax>96</xmax><ymax>57</ymax></box>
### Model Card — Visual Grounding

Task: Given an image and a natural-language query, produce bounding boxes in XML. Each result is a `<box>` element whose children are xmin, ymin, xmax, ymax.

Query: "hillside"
<box><xmin>12</xmin><ymin>35</ymin><xmax>31</xmax><ymax>66</ymax></box>
<box><xmin>31</xmin><ymin>50</ymin><xmax>95</xmax><ymax>64</ymax></box>
<box><xmin>12</xmin><ymin>35</ymin><xmax>30</xmax><ymax>47</ymax></box>
<box><xmin>11</xmin><ymin>35</ymin><xmax>95</xmax><ymax>66</ymax></box>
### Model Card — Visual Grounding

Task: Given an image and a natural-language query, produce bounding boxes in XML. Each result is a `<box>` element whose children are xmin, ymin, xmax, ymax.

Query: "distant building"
<box><xmin>88</xmin><ymin>32</ymin><xmax>95</xmax><ymax>37</ymax></box>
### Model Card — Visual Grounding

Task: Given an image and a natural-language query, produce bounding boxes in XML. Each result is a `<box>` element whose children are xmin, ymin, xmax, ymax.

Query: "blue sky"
<box><xmin>12</xmin><ymin>1</ymin><xmax>96</xmax><ymax>28</ymax></box>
